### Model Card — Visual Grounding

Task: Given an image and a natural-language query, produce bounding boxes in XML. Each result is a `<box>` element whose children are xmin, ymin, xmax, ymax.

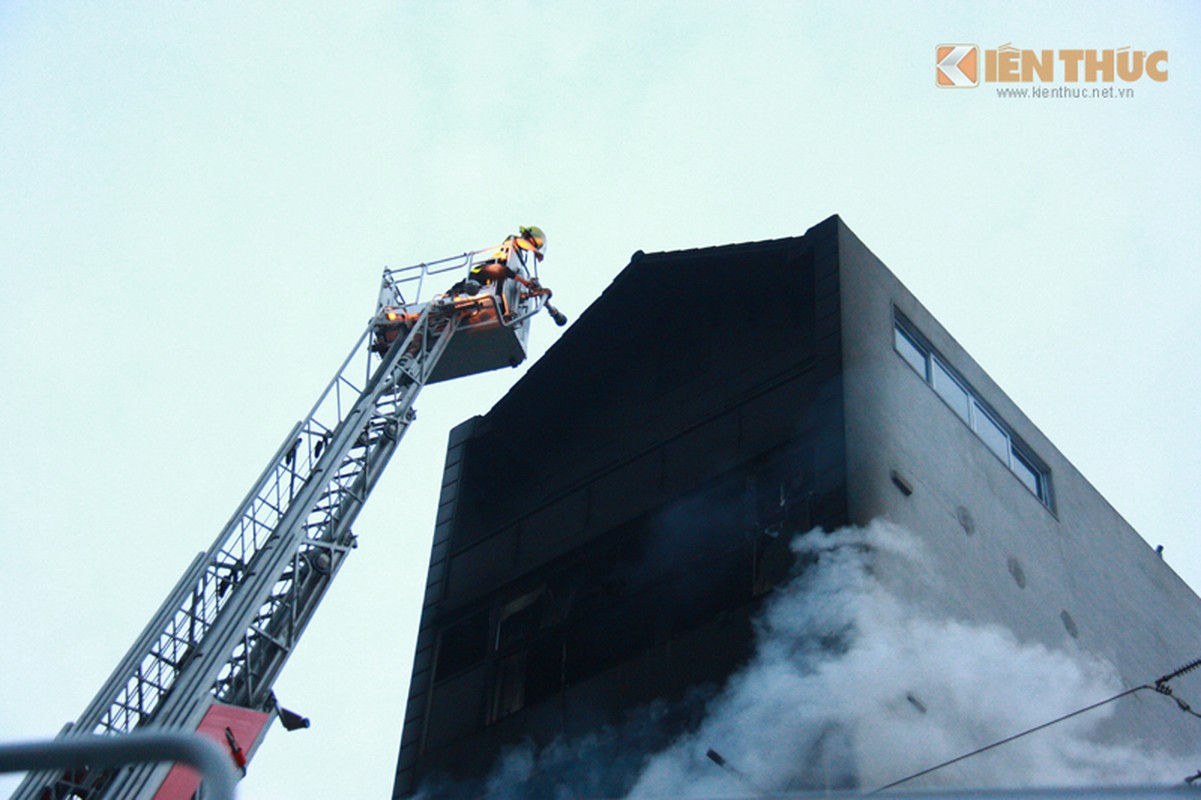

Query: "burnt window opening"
<box><xmin>489</xmin><ymin>637</ymin><xmax>566</xmax><ymax>723</ymax></box>
<box><xmin>434</xmin><ymin>611</ymin><xmax>489</xmax><ymax>682</ymax></box>
<box><xmin>495</xmin><ymin>588</ymin><xmax>546</xmax><ymax>651</ymax></box>
<box><xmin>563</xmin><ymin>590</ymin><xmax>659</xmax><ymax>686</ymax></box>
<box><xmin>490</xmin><ymin>650</ymin><xmax>526</xmax><ymax>721</ymax></box>
<box><xmin>751</xmin><ymin>443</ymin><xmax>814</xmax><ymax>534</ymax></box>
<box><xmin>748</xmin><ymin>444</ymin><xmax>814</xmax><ymax>594</ymax></box>
<box><xmin>753</xmin><ymin>527</ymin><xmax>796</xmax><ymax>596</ymax></box>
<box><xmin>647</xmin><ymin>476</ymin><xmax>753</xmax><ymax>562</ymax></box>
<box><xmin>669</xmin><ymin>556</ymin><xmax>750</xmax><ymax>632</ymax></box>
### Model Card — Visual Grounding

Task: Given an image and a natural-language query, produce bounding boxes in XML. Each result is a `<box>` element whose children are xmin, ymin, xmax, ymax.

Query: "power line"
<box><xmin>869</xmin><ymin>656</ymin><xmax>1201</xmax><ymax>795</ymax></box>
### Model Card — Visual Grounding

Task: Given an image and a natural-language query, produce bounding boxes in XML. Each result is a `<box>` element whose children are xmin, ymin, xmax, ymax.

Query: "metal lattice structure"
<box><xmin>14</xmin><ymin>243</ymin><xmax>560</xmax><ymax>800</ymax></box>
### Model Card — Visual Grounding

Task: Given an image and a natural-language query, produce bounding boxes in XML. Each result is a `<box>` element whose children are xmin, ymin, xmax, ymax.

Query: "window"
<box><xmin>488</xmin><ymin>587</ymin><xmax>568</xmax><ymax>723</ymax></box>
<box><xmin>495</xmin><ymin>589</ymin><xmax>548</xmax><ymax>651</ymax></box>
<box><xmin>895</xmin><ymin>326</ymin><xmax>928</xmax><ymax>378</ymax></box>
<box><xmin>1011</xmin><ymin>449</ymin><xmax>1043</xmax><ymax>496</ymax></box>
<box><xmin>973</xmin><ymin>401</ymin><xmax>1009</xmax><ymax>461</ymax></box>
<box><xmin>490</xmin><ymin>651</ymin><xmax>526</xmax><ymax>720</ymax></box>
<box><xmin>435</xmin><ymin>612</ymin><xmax>489</xmax><ymax>682</ymax></box>
<box><xmin>893</xmin><ymin>313</ymin><xmax>1052</xmax><ymax>508</ymax></box>
<box><xmin>933</xmin><ymin>361</ymin><xmax>970</xmax><ymax>422</ymax></box>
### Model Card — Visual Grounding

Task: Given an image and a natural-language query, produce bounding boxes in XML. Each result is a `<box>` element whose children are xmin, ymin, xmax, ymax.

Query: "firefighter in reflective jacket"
<box><xmin>469</xmin><ymin>226</ymin><xmax>547</xmax><ymax>286</ymax></box>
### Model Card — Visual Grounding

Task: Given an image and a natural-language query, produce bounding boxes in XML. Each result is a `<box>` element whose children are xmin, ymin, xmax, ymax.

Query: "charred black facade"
<box><xmin>394</xmin><ymin>217</ymin><xmax>848</xmax><ymax>796</ymax></box>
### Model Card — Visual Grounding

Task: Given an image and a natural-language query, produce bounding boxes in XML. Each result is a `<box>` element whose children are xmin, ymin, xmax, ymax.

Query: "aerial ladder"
<box><xmin>13</xmin><ymin>230</ymin><xmax>566</xmax><ymax>800</ymax></box>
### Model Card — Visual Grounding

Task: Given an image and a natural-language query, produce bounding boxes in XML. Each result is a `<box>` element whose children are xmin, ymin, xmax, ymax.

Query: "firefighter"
<box><xmin>469</xmin><ymin>226</ymin><xmax>547</xmax><ymax>285</ymax></box>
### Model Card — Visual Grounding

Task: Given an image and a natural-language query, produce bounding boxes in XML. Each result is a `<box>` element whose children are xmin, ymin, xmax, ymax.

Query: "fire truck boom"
<box><xmin>12</xmin><ymin>234</ymin><xmax>564</xmax><ymax>800</ymax></box>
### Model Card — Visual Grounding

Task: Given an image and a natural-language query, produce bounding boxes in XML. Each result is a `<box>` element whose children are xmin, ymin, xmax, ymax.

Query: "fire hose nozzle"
<box><xmin>546</xmin><ymin>302</ymin><xmax>568</xmax><ymax>327</ymax></box>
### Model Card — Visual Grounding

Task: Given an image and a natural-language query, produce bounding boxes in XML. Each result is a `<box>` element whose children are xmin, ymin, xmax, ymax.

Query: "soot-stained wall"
<box><xmin>393</xmin><ymin>217</ymin><xmax>847</xmax><ymax>797</ymax></box>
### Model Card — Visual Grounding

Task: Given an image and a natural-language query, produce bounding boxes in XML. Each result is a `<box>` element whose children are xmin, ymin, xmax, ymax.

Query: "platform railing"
<box><xmin>2</xmin><ymin>731</ymin><xmax>237</xmax><ymax>800</ymax></box>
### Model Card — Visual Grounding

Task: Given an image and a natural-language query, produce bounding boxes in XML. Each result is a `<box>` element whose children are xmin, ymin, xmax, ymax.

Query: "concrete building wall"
<box><xmin>836</xmin><ymin>219</ymin><xmax>1201</xmax><ymax>753</ymax></box>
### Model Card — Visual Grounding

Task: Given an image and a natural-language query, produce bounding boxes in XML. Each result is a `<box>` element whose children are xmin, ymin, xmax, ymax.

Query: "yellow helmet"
<box><xmin>519</xmin><ymin>225</ymin><xmax>547</xmax><ymax>252</ymax></box>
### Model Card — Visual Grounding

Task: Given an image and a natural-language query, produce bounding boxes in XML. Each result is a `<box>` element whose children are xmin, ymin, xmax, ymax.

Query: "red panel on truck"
<box><xmin>153</xmin><ymin>703</ymin><xmax>271</xmax><ymax>800</ymax></box>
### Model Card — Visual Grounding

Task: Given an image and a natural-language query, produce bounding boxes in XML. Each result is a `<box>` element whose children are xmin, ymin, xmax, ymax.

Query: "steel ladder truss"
<box><xmin>16</xmin><ymin>247</ymin><xmax>551</xmax><ymax>800</ymax></box>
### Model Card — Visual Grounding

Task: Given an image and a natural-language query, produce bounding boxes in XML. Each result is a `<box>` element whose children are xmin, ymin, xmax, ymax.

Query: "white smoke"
<box><xmin>419</xmin><ymin>521</ymin><xmax>1195</xmax><ymax>798</ymax></box>
<box><xmin>626</xmin><ymin>521</ymin><xmax>1192</xmax><ymax>795</ymax></box>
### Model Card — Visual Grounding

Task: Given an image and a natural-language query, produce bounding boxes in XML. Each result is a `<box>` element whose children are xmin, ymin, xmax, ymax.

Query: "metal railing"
<box><xmin>1</xmin><ymin>732</ymin><xmax>237</xmax><ymax>800</ymax></box>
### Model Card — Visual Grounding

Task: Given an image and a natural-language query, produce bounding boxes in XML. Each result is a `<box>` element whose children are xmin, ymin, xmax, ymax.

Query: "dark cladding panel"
<box><xmin>445</xmin><ymin>486</ymin><xmax>592</xmax><ymax>607</ymax></box>
<box><xmin>444</xmin><ymin>525</ymin><xmax>518</xmax><ymax>606</ymax></box>
<box><xmin>813</xmin><ymin>378</ymin><xmax>846</xmax><ymax>495</ymax></box>
<box><xmin>515</xmin><ymin>489</ymin><xmax>590</xmax><ymax>570</ymax></box>
<box><xmin>445</xmin><ymin>433</ymin><xmax>501</xmax><ymax>550</ymax></box>
<box><xmin>736</xmin><ymin>371</ymin><xmax>819</xmax><ymax>457</ymax></box>
<box><xmin>587</xmin><ymin>449</ymin><xmax>665</xmax><ymax>535</ymax></box>
<box><xmin>424</xmin><ymin>665</ymin><xmax>487</xmax><ymax>751</ymax></box>
<box><xmin>661</xmin><ymin>411</ymin><xmax>740</xmax><ymax>493</ymax></box>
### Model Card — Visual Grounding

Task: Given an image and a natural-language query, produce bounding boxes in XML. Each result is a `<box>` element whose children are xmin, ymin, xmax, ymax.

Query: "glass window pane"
<box><xmin>973</xmin><ymin>401</ymin><xmax>1009</xmax><ymax>461</ymax></box>
<box><xmin>1012</xmin><ymin>449</ymin><xmax>1042</xmax><ymax>497</ymax></box>
<box><xmin>933</xmin><ymin>359</ymin><xmax>970</xmax><ymax>421</ymax></box>
<box><xmin>895</xmin><ymin>326</ymin><xmax>928</xmax><ymax>378</ymax></box>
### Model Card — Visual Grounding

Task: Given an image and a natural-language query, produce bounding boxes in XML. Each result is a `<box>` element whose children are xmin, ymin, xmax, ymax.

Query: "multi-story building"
<box><xmin>392</xmin><ymin>216</ymin><xmax>1201</xmax><ymax>797</ymax></box>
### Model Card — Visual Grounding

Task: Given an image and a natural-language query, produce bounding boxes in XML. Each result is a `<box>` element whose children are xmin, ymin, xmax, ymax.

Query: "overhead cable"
<box><xmin>869</xmin><ymin>655</ymin><xmax>1201</xmax><ymax>795</ymax></box>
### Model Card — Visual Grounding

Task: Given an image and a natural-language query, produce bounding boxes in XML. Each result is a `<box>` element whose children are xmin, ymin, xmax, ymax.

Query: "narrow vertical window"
<box><xmin>490</xmin><ymin>652</ymin><xmax>527</xmax><ymax>720</ymax></box>
<box><xmin>933</xmin><ymin>359</ymin><xmax>970</xmax><ymax>422</ymax></box>
<box><xmin>1011</xmin><ymin>449</ymin><xmax>1042</xmax><ymax>497</ymax></box>
<box><xmin>972</xmin><ymin>401</ymin><xmax>1010</xmax><ymax>461</ymax></box>
<box><xmin>895</xmin><ymin>326</ymin><xmax>928</xmax><ymax>378</ymax></box>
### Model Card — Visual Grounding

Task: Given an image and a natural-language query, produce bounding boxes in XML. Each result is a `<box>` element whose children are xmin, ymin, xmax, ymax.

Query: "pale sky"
<box><xmin>1</xmin><ymin>2</ymin><xmax>1198</xmax><ymax>798</ymax></box>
